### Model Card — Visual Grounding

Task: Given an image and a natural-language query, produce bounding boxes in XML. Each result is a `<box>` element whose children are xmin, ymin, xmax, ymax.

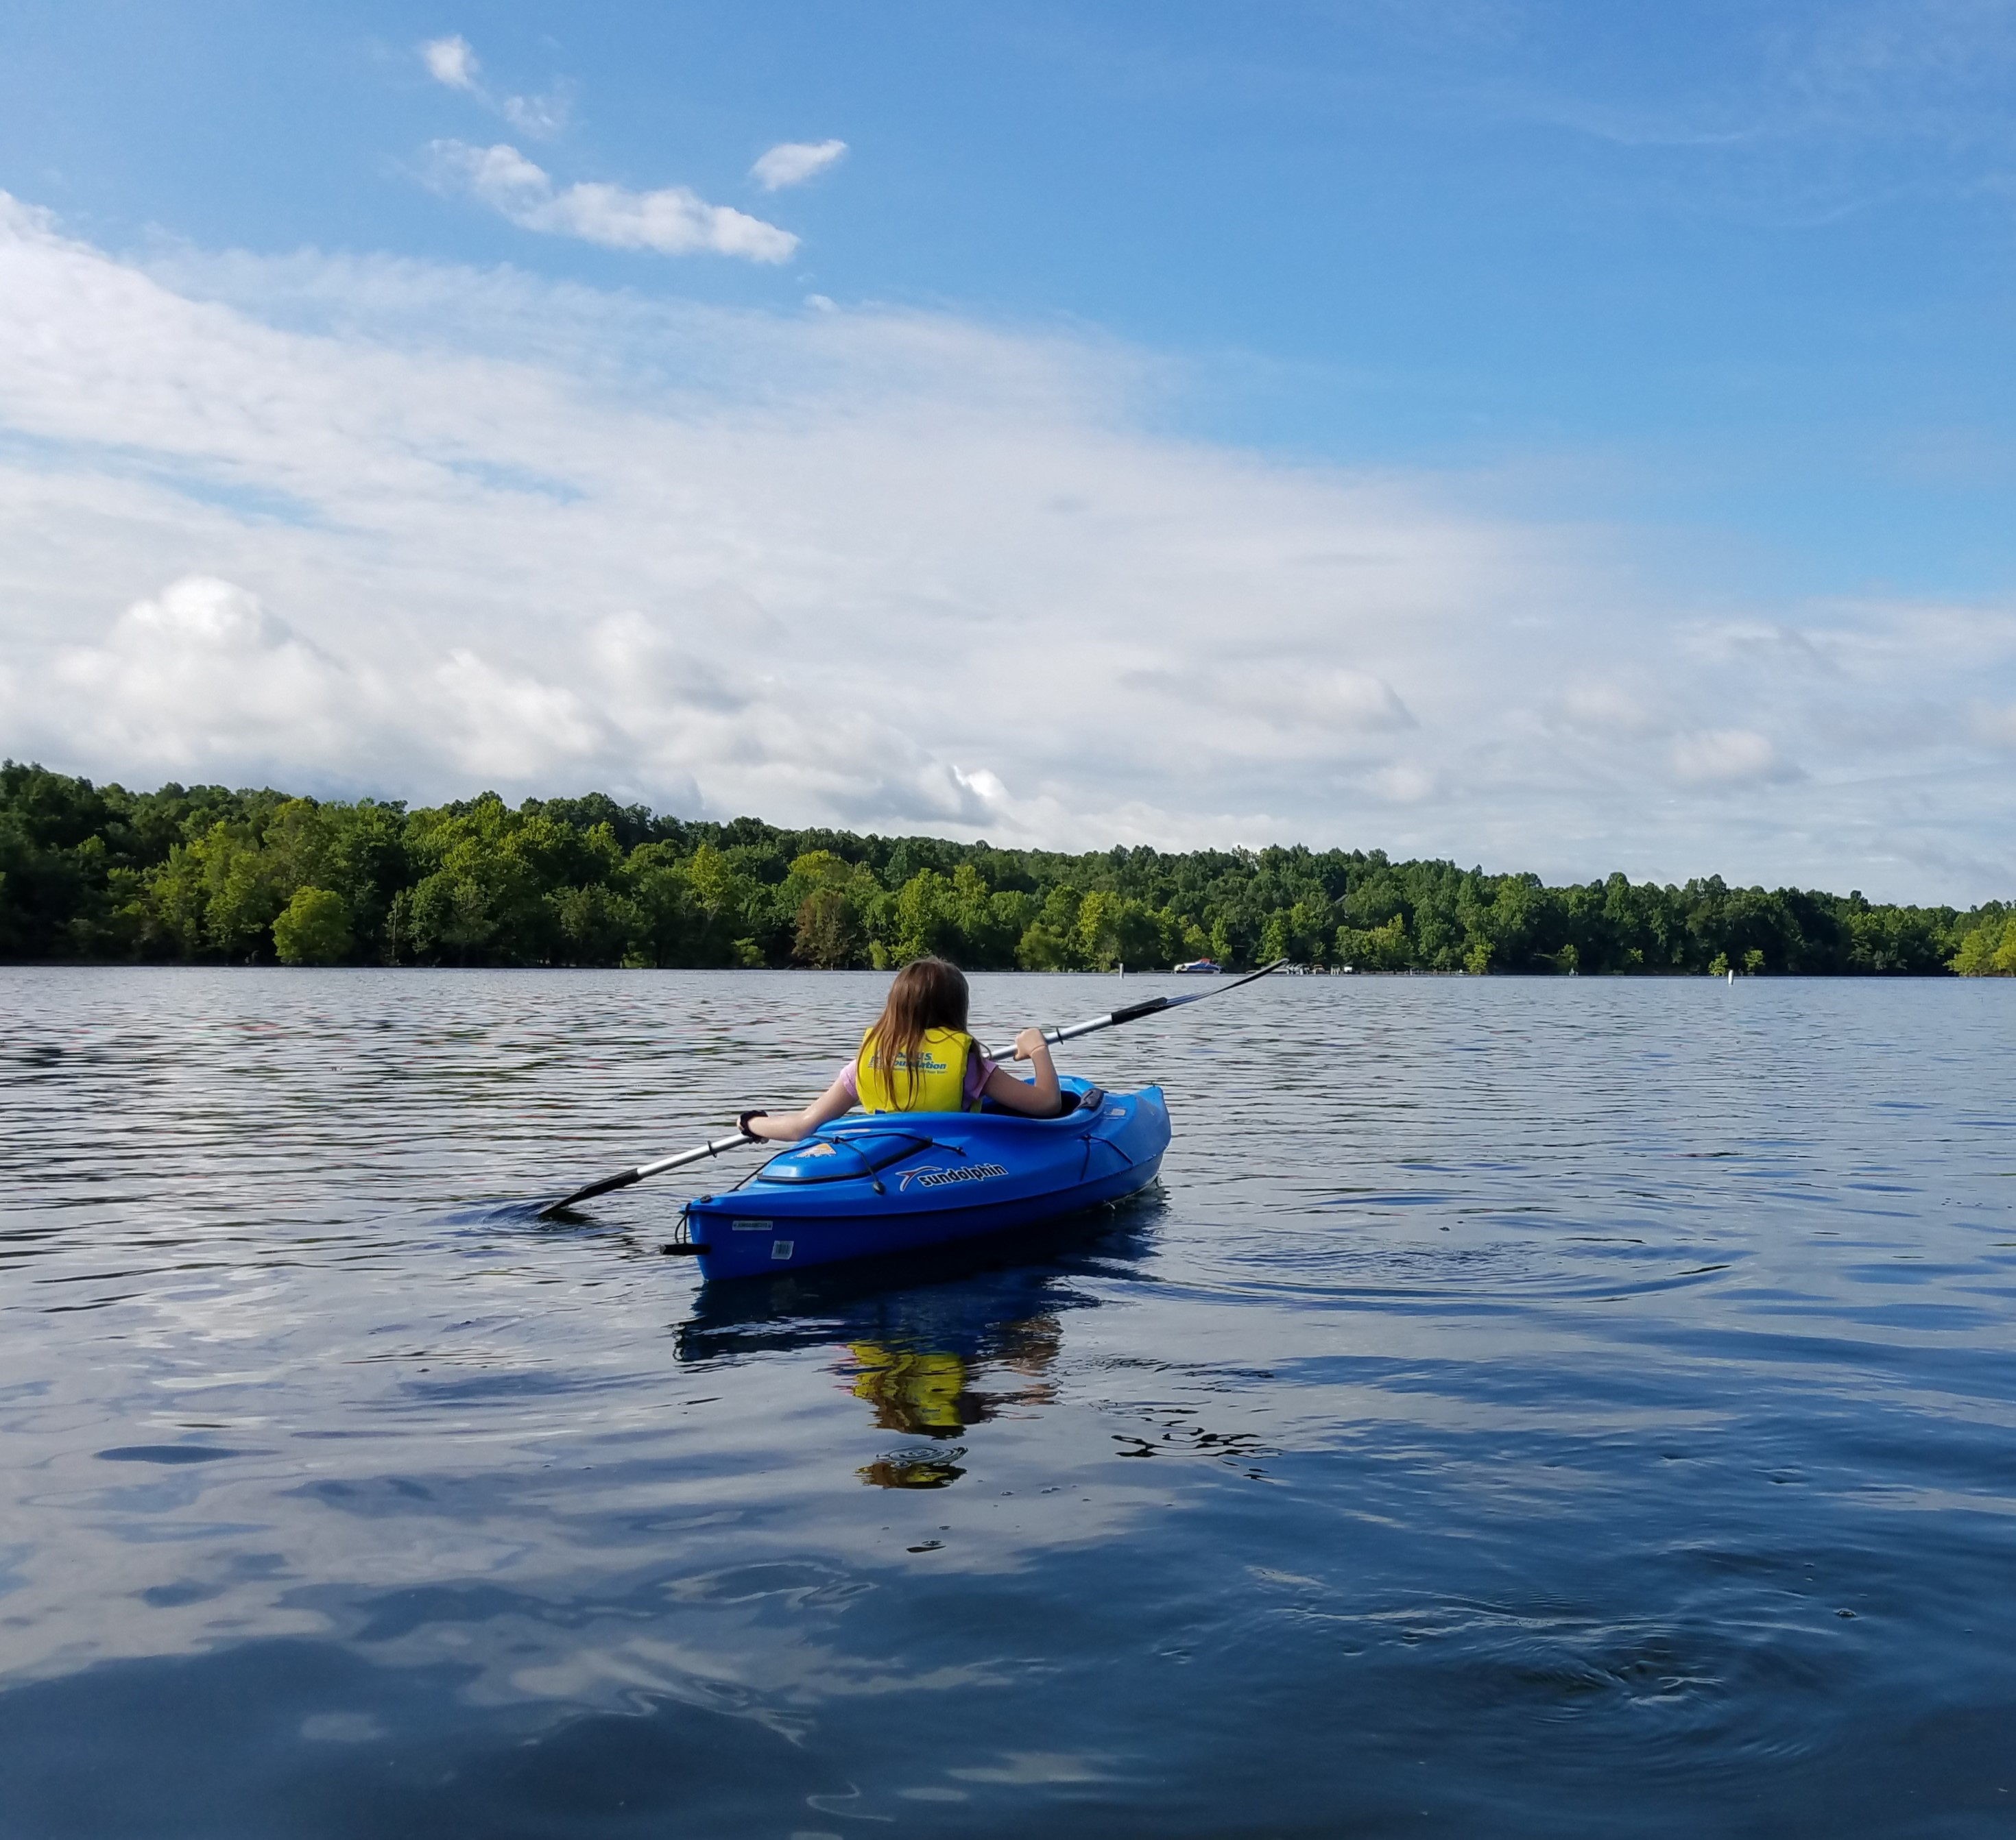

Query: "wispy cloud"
<box><xmin>751</xmin><ymin>139</ymin><xmax>849</xmax><ymax>190</ymax></box>
<box><xmin>1973</xmin><ymin>700</ymin><xmax>2016</xmax><ymax>749</ymax></box>
<box><xmin>1557</xmin><ymin>679</ymin><xmax>1656</xmax><ymax>734</ymax></box>
<box><xmin>1</xmin><ymin>192</ymin><xmax>2013</xmax><ymax>898</ymax></box>
<box><xmin>499</xmin><ymin>87</ymin><xmax>575</xmax><ymax>138</ymax></box>
<box><xmin>420</xmin><ymin>34</ymin><xmax>572</xmax><ymax>140</ymax></box>
<box><xmin>426</xmin><ymin>141</ymin><xmax>798</xmax><ymax>261</ymax></box>
<box><xmin>1517</xmin><ymin>0</ymin><xmax>2016</xmax><ymax>227</ymax></box>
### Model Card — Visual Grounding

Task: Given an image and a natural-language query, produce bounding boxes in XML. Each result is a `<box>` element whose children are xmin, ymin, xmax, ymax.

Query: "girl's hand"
<box><xmin>985</xmin><ymin>1027</ymin><xmax>1063</xmax><ymax>1116</ymax></box>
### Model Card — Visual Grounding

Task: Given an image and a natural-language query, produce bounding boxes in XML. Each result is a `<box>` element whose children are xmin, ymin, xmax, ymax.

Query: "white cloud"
<box><xmin>434</xmin><ymin>646</ymin><xmax>604</xmax><ymax>779</ymax></box>
<box><xmin>1558</xmin><ymin>678</ymin><xmax>1654</xmax><ymax>734</ymax></box>
<box><xmin>427</xmin><ymin>141</ymin><xmax>798</xmax><ymax>262</ymax></box>
<box><xmin>751</xmin><ymin>139</ymin><xmax>848</xmax><ymax>190</ymax></box>
<box><xmin>1371</xmin><ymin>764</ymin><xmax>1436</xmax><ymax>804</ymax></box>
<box><xmin>1670</xmin><ymin>727</ymin><xmax>1794</xmax><ymax>786</ymax></box>
<box><xmin>1299</xmin><ymin>669</ymin><xmax>1415</xmax><ymax>731</ymax></box>
<box><xmin>422</xmin><ymin>34</ymin><xmax>479</xmax><ymax>92</ymax></box>
<box><xmin>1120</xmin><ymin>663</ymin><xmax>1413</xmax><ymax>766</ymax></box>
<box><xmin>0</xmin><ymin>191</ymin><xmax>2013</xmax><ymax>899</ymax></box>
<box><xmin>50</xmin><ymin>577</ymin><xmax>377</xmax><ymax>777</ymax></box>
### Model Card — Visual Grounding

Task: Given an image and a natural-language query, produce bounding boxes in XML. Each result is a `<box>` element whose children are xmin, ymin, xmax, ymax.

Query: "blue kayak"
<box><xmin>678</xmin><ymin>1077</ymin><xmax>1171</xmax><ymax>1281</ymax></box>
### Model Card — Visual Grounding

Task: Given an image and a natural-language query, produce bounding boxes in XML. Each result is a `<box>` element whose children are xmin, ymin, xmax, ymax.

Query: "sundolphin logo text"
<box><xmin>898</xmin><ymin>1161</ymin><xmax>1009</xmax><ymax>1191</ymax></box>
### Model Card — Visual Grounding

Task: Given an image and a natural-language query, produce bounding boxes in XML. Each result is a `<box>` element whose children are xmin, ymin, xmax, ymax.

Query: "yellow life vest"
<box><xmin>856</xmin><ymin>1026</ymin><xmax>976</xmax><ymax>1114</ymax></box>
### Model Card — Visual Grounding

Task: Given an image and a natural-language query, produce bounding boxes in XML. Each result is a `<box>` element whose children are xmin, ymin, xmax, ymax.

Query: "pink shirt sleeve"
<box><xmin>963</xmin><ymin>1045</ymin><xmax>999</xmax><ymax>1108</ymax></box>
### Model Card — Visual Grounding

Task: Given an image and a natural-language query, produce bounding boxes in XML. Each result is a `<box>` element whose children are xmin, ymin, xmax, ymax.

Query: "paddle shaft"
<box><xmin>983</xmin><ymin>957</ymin><xmax>1289</xmax><ymax>1058</ymax></box>
<box><xmin>540</xmin><ymin>957</ymin><xmax>1288</xmax><ymax>1217</ymax></box>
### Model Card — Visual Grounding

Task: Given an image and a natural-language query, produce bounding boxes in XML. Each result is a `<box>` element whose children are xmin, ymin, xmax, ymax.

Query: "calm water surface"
<box><xmin>2</xmin><ymin>969</ymin><xmax>2013</xmax><ymax>1837</ymax></box>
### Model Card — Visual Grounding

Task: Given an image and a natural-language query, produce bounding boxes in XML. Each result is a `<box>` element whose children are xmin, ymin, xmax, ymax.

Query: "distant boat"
<box><xmin>1172</xmin><ymin>958</ymin><xmax>1221</xmax><ymax>974</ymax></box>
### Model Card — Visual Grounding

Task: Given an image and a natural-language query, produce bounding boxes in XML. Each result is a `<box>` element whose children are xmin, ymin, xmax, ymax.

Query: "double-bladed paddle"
<box><xmin>536</xmin><ymin>956</ymin><xmax>1290</xmax><ymax>1218</ymax></box>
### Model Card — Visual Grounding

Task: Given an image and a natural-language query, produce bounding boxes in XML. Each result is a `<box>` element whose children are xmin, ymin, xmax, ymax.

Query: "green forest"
<box><xmin>2</xmin><ymin>761</ymin><xmax>2011</xmax><ymax>975</ymax></box>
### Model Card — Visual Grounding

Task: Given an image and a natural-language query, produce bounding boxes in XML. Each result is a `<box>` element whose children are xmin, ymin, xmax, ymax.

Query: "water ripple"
<box><xmin>3</xmin><ymin>968</ymin><xmax>2015</xmax><ymax>1835</ymax></box>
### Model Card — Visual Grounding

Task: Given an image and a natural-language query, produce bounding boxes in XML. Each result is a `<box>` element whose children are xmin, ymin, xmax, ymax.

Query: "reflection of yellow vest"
<box><xmin>850</xmin><ymin>1342</ymin><xmax>969</xmax><ymax>1434</ymax></box>
<box><xmin>856</xmin><ymin>1026</ymin><xmax>975</xmax><ymax>1114</ymax></box>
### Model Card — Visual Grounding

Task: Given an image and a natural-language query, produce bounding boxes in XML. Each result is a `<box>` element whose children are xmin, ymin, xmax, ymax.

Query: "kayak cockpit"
<box><xmin>752</xmin><ymin>1080</ymin><xmax>1106</xmax><ymax>1187</ymax></box>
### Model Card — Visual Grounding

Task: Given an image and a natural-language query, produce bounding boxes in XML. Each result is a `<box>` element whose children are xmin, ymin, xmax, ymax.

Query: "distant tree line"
<box><xmin>1</xmin><ymin>761</ymin><xmax>2010</xmax><ymax>974</ymax></box>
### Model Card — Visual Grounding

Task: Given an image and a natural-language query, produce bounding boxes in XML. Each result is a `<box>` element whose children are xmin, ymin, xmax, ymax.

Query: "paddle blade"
<box><xmin>538</xmin><ymin>1131</ymin><xmax>754</xmax><ymax>1220</ymax></box>
<box><xmin>1106</xmin><ymin>996</ymin><xmax>1175</xmax><ymax>1026</ymax></box>
<box><xmin>1162</xmin><ymin>956</ymin><xmax>1288</xmax><ymax>1008</ymax></box>
<box><xmin>538</xmin><ymin>1166</ymin><xmax>643</xmax><ymax>1219</ymax></box>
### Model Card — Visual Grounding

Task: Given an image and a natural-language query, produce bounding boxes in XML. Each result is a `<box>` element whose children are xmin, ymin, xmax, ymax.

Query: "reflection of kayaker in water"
<box><xmin>848</xmin><ymin>1318</ymin><xmax>1064</xmax><ymax>1438</ymax></box>
<box><xmin>736</xmin><ymin>958</ymin><xmax>1061</xmax><ymax>1142</ymax></box>
<box><xmin>848</xmin><ymin>1317</ymin><xmax>1064</xmax><ymax>1488</ymax></box>
<box><xmin>850</xmin><ymin>1342</ymin><xmax>971</xmax><ymax>1437</ymax></box>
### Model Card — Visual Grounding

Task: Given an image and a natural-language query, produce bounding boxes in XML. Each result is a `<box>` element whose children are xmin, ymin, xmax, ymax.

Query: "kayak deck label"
<box><xmin>900</xmin><ymin>1161</ymin><xmax>1009</xmax><ymax>1191</ymax></box>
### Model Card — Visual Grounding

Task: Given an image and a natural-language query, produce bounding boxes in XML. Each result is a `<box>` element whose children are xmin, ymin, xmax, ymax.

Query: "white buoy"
<box><xmin>1726</xmin><ymin>967</ymin><xmax>1734</xmax><ymax>984</ymax></box>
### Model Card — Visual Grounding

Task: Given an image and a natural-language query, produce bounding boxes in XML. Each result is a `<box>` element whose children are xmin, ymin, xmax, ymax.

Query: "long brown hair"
<box><xmin>865</xmin><ymin>958</ymin><xmax>971</xmax><ymax>1104</ymax></box>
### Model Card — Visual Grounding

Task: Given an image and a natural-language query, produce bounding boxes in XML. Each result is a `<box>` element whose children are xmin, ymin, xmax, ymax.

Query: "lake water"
<box><xmin>3</xmin><ymin>968</ymin><xmax>2013</xmax><ymax>1837</ymax></box>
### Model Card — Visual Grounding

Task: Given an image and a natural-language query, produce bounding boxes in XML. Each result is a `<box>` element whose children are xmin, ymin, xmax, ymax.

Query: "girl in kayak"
<box><xmin>738</xmin><ymin>957</ymin><xmax>1059</xmax><ymax>1141</ymax></box>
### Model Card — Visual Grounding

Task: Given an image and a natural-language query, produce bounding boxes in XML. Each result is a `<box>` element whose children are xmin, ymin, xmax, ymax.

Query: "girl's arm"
<box><xmin>983</xmin><ymin>1027</ymin><xmax>1062</xmax><ymax>1117</ymax></box>
<box><xmin>741</xmin><ymin>1070</ymin><xmax>856</xmax><ymax>1141</ymax></box>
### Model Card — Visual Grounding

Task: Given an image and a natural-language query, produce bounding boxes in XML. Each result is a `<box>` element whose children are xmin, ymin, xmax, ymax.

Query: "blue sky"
<box><xmin>1</xmin><ymin>1</ymin><xmax>2013</xmax><ymax>897</ymax></box>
